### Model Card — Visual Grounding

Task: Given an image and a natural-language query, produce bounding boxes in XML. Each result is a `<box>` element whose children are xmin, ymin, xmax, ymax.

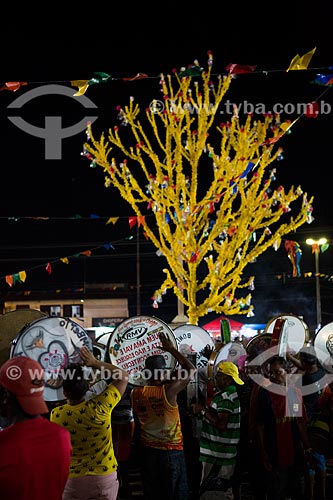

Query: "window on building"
<box><xmin>63</xmin><ymin>304</ymin><xmax>83</xmax><ymax>318</ymax></box>
<box><xmin>40</xmin><ymin>305</ymin><xmax>61</xmax><ymax>317</ymax></box>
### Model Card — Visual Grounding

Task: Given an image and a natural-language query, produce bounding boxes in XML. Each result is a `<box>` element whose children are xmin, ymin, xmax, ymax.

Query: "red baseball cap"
<box><xmin>0</xmin><ymin>356</ymin><xmax>49</xmax><ymax>415</ymax></box>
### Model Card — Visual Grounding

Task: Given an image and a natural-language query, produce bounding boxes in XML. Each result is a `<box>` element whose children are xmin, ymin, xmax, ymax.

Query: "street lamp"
<box><xmin>306</xmin><ymin>237</ymin><xmax>327</xmax><ymax>332</ymax></box>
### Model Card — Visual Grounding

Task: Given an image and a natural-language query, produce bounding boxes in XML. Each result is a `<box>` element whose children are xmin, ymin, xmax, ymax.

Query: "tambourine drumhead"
<box><xmin>172</xmin><ymin>325</ymin><xmax>215</xmax><ymax>369</ymax></box>
<box><xmin>95</xmin><ymin>331</ymin><xmax>113</xmax><ymax>347</ymax></box>
<box><xmin>246</xmin><ymin>333</ymin><xmax>272</xmax><ymax>357</ymax></box>
<box><xmin>106</xmin><ymin>315</ymin><xmax>177</xmax><ymax>386</ymax></box>
<box><xmin>314</xmin><ymin>322</ymin><xmax>333</xmax><ymax>372</ymax></box>
<box><xmin>207</xmin><ymin>341</ymin><xmax>246</xmax><ymax>380</ymax></box>
<box><xmin>0</xmin><ymin>309</ymin><xmax>47</xmax><ymax>365</ymax></box>
<box><xmin>265</xmin><ymin>314</ymin><xmax>308</xmax><ymax>357</ymax></box>
<box><xmin>10</xmin><ymin>316</ymin><xmax>93</xmax><ymax>401</ymax></box>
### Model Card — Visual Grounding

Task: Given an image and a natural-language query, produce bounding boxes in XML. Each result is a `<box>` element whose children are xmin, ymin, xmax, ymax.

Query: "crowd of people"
<box><xmin>1</xmin><ymin>330</ymin><xmax>333</xmax><ymax>500</ymax></box>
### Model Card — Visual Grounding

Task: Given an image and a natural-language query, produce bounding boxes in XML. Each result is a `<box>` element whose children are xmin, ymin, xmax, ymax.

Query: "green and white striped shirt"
<box><xmin>199</xmin><ymin>384</ymin><xmax>241</xmax><ymax>466</ymax></box>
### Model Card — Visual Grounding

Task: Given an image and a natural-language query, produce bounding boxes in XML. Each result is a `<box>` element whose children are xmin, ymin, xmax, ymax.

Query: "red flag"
<box><xmin>226</xmin><ymin>64</ymin><xmax>257</xmax><ymax>74</ymax></box>
<box><xmin>0</xmin><ymin>81</ymin><xmax>28</xmax><ymax>92</ymax></box>
<box><xmin>123</xmin><ymin>73</ymin><xmax>149</xmax><ymax>81</ymax></box>
<box><xmin>80</xmin><ymin>250</ymin><xmax>92</xmax><ymax>257</ymax></box>
<box><xmin>129</xmin><ymin>216</ymin><xmax>137</xmax><ymax>229</ymax></box>
<box><xmin>305</xmin><ymin>101</ymin><xmax>319</xmax><ymax>118</ymax></box>
<box><xmin>189</xmin><ymin>251</ymin><xmax>200</xmax><ymax>263</ymax></box>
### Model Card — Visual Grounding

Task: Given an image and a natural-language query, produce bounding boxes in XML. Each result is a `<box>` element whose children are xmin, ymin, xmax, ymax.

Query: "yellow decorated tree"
<box><xmin>83</xmin><ymin>53</ymin><xmax>314</xmax><ymax>325</ymax></box>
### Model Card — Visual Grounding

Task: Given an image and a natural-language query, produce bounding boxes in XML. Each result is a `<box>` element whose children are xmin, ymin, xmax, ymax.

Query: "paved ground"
<box><xmin>119</xmin><ymin>456</ymin><xmax>333</xmax><ymax>499</ymax></box>
<box><xmin>120</xmin><ymin>466</ymin><xmax>254</xmax><ymax>499</ymax></box>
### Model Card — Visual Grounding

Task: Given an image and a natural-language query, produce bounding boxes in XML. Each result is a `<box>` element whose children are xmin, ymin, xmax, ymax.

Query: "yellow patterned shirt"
<box><xmin>50</xmin><ymin>384</ymin><xmax>121</xmax><ymax>477</ymax></box>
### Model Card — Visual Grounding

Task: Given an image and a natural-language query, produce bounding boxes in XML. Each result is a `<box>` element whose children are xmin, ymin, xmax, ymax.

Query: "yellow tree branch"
<box><xmin>83</xmin><ymin>54</ymin><xmax>314</xmax><ymax>325</ymax></box>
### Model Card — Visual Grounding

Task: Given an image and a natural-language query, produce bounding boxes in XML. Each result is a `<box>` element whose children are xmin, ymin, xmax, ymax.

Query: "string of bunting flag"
<box><xmin>5</xmin><ymin>269</ymin><xmax>333</xmax><ymax>299</ymax></box>
<box><xmin>1</xmin><ymin>242</ymin><xmax>115</xmax><ymax>288</ymax></box>
<box><xmin>0</xmin><ymin>214</ymin><xmax>145</xmax><ymax>225</ymax></box>
<box><xmin>0</xmin><ymin>213</ymin><xmax>331</xmax><ymax>290</ymax></box>
<box><xmin>277</xmin><ymin>271</ymin><xmax>333</xmax><ymax>282</ymax></box>
<box><xmin>1</xmin><ymin>48</ymin><xmax>333</xmax><ymax>100</ymax></box>
<box><xmin>0</xmin><ymin>215</ymin><xmax>153</xmax><ymax>288</ymax></box>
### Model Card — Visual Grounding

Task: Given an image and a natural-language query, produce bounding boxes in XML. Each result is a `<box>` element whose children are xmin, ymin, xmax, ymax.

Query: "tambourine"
<box><xmin>265</xmin><ymin>313</ymin><xmax>309</xmax><ymax>357</ymax></box>
<box><xmin>10</xmin><ymin>316</ymin><xmax>93</xmax><ymax>401</ymax></box>
<box><xmin>0</xmin><ymin>309</ymin><xmax>47</xmax><ymax>366</ymax></box>
<box><xmin>95</xmin><ymin>330</ymin><xmax>113</xmax><ymax>347</ymax></box>
<box><xmin>105</xmin><ymin>315</ymin><xmax>178</xmax><ymax>386</ymax></box>
<box><xmin>172</xmin><ymin>324</ymin><xmax>215</xmax><ymax>369</ymax></box>
<box><xmin>314</xmin><ymin>322</ymin><xmax>333</xmax><ymax>372</ymax></box>
<box><xmin>206</xmin><ymin>342</ymin><xmax>223</xmax><ymax>381</ymax></box>
<box><xmin>207</xmin><ymin>341</ymin><xmax>246</xmax><ymax>380</ymax></box>
<box><xmin>89</xmin><ymin>329</ymin><xmax>114</xmax><ymax>362</ymax></box>
<box><xmin>245</xmin><ymin>333</ymin><xmax>272</xmax><ymax>357</ymax></box>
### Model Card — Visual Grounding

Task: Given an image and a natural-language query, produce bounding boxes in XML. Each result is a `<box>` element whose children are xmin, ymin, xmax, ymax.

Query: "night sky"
<box><xmin>1</xmin><ymin>8</ymin><xmax>332</xmax><ymax>332</ymax></box>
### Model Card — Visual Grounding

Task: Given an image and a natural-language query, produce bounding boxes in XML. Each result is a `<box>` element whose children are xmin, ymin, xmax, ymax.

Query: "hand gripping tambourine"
<box><xmin>172</xmin><ymin>324</ymin><xmax>215</xmax><ymax>370</ymax></box>
<box><xmin>10</xmin><ymin>316</ymin><xmax>93</xmax><ymax>401</ymax></box>
<box><xmin>85</xmin><ymin>329</ymin><xmax>109</xmax><ymax>362</ymax></box>
<box><xmin>105</xmin><ymin>315</ymin><xmax>178</xmax><ymax>386</ymax></box>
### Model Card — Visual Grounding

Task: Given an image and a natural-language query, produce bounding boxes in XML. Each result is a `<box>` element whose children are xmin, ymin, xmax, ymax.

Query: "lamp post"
<box><xmin>306</xmin><ymin>237</ymin><xmax>327</xmax><ymax>332</ymax></box>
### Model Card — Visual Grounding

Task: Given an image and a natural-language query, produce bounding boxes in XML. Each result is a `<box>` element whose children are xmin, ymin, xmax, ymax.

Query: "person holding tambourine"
<box><xmin>287</xmin><ymin>347</ymin><xmax>327</xmax><ymax>500</ymax></box>
<box><xmin>131</xmin><ymin>332</ymin><xmax>196</xmax><ymax>500</ymax></box>
<box><xmin>50</xmin><ymin>346</ymin><xmax>129</xmax><ymax>500</ymax></box>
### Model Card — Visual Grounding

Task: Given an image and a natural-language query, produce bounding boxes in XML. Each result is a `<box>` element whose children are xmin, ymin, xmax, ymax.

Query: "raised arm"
<box><xmin>286</xmin><ymin>352</ymin><xmax>304</xmax><ymax>371</ymax></box>
<box><xmin>79</xmin><ymin>346</ymin><xmax>129</xmax><ymax>397</ymax></box>
<box><xmin>159</xmin><ymin>332</ymin><xmax>196</xmax><ymax>404</ymax></box>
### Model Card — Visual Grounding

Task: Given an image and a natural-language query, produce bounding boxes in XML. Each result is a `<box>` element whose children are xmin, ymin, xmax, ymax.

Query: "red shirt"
<box><xmin>0</xmin><ymin>416</ymin><xmax>72</xmax><ymax>500</ymax></box>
